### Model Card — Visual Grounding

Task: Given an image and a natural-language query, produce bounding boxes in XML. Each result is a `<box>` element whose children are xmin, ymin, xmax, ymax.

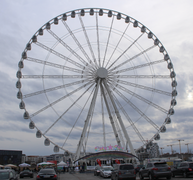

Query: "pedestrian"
<box><xmin>63</xmin><ymin>166</ymin><xmax>65</xmax><ymax>173</ymax></box>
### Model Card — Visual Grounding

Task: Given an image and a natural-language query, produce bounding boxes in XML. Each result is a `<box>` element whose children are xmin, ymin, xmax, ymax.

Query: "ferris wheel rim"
<box><xmin>16</xmin><ymin>7</ymin><xmax>177</xmax><ymax>156</ymax></box>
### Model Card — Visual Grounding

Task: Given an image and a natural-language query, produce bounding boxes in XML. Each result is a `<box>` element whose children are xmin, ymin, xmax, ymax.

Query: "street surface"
<box><xmin>19</xmin><ymin>172</ymin><xmax>193</xmax><ymax>180</ymax></box>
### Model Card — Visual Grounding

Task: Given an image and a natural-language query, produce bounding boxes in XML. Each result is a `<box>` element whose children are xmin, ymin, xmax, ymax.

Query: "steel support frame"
<box><xmin>102</xmin><ymin>79</ymin><xmax>136</xmax><ymax>156</ymax></box>
<box><xmin>75</xmin><ymin>79</ymin><xmax>101</xmax><ymax>159</ymax></box>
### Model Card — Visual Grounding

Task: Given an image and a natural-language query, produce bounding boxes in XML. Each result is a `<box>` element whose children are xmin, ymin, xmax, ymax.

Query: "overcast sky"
<box><xmin>0</xmin><ymin>0</ymin><xmax>193</xmax><ymax>157</ymax></box>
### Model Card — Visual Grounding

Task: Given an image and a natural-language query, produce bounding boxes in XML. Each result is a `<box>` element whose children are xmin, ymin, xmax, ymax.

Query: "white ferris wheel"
<box><xmin>16</xmin><ymin>8</ymin><xmax>177</xmax><ymax>160</ymax></box>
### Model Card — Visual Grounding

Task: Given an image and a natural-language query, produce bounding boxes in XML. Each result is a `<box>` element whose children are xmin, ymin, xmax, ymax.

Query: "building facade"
<box><xmin>0</xmin><ymin>150</ymin><xmax>22</xmax><ymax>165</ymax></box>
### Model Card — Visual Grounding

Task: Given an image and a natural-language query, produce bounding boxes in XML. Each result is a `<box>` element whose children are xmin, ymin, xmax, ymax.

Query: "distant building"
<box><xmin>0</xmin><ymin>150</ymin><xmax>22</xmax><ymax>165</ymax></box>
<box><xmin>148</xmin><ymin>143</ymin><xmax>160</xmax><ymax>158</ymax></box>
<box><xmin>46</xmin><ymin>154</ymin><xmax>65</xmax><ymax>163</ymax></box>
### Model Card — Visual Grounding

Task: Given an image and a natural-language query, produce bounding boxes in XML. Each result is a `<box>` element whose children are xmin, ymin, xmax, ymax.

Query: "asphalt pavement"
<box><xmin>20</xmin><ymin>171</ymin><xmax>192</xmax><ymax>180</ymax></box>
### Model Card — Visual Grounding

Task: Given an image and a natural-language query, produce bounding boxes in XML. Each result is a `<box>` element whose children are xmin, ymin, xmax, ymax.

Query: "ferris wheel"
<box><xmin>16</xmin><ymin>8</ymin><xmax>177</xmax><ymax>159</ymax></box>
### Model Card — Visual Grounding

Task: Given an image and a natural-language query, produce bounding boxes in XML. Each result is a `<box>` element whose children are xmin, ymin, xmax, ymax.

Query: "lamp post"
<box><xmin>160</xmin><ymin>147</ymin><xmax>164</xmax><ymax>156</ymax></box>
<box><xmin>177</xmin><ymin>139</ymin><xmax>184</xmax><ymax>154</ymax></box>
<box><xmin>185</xmin><ymin>143</ymin><xmax>189</xmax><ymax>153</ymax></box>
<box><xmin>167</xmin><ymin>144</ymin><xmax>174</xmax><ymax>154</ymax></box>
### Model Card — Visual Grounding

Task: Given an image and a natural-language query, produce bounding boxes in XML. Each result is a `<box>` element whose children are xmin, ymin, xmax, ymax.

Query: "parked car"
<box><xmin>139</xmin><ymin>161</ymin><xmax>171</xmax><ymax>180</ymax></box>
<box><xmin>94</xmin><ymin>165</ymin><xmax>102</xmax><ymax>176</ymax></box>
<box><xmin>171</xmin><ymin>161</ymin><xmax>193</xmax><ymax>178</ymax></box>
<box><xmin>36</xmin><ymin>169</ymin><xmax>57</xmax><ymax>180</ymax></box>
<box><xmin>0</xmin><ymin>169</ymin><xmax>18</xmax><ymax>180</ymax></box>
<box><xmin>20</xmin><ymin>169</ymin><xmax>33</xmax><ymax>178</ymax></box>
<box><xmin>134</xmin><ymin>164</ymin><xmax>144</xmax><ymax>173</ymax></box>
<box><xmin>100</xmin><ymin>166</ymin><xmax>113</xmax><ymax>178</ymax></box>
<box><xmin>111</xmin><ymin>163</ymin><xmax>136</xmax><ymax>180</ymax></box>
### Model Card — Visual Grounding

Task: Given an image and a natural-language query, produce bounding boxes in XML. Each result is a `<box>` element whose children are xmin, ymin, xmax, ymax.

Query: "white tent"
<box><xmin>19</xmin><ymin>163</ymin><xmax>31</xmax><ymax>167</ymax></box>
<box><xmin>57</xmin><ymin>161</ymin><xmax>67</xmax><ymax>167</ymax></box>
<box><xmin>37</xmin><ymin>162</ymin><xmax>54</xmax><ymax>166</ymax></box>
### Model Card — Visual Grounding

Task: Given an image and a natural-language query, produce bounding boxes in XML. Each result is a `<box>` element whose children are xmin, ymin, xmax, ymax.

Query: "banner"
<box><xmin>97</xmin><ymin>159</ymin><xmax>101</xmax><ymax>166</ymax></box>
<box><xmin>115</xmin><ymin>159</ymin><xmax>120</xmax><ymax>164</ymax></box>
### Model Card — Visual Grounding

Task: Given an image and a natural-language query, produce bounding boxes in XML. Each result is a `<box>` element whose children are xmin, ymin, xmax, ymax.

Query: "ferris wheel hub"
<box><xmin>96</xmin><ymin>67</ymin><xmax>108</xmax><ymax>79</ymax></box>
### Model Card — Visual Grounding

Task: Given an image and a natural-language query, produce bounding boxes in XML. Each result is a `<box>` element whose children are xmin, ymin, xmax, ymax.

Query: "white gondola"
<box><xmin>170</xmin><ymin>71</ymin><xmax>176</xmax><ymax>78</ymax></box>
<box><xmin>90</xmin><ymin>8</ymin><xmax>94</xmax><ymax>15</ymax></box>
<box><xmin>141</xmin><ymin>25</ymin><xmax>146</xmax><ymax>33</ymax></box>
<box><xmin>54</xmin><ymin>145</ymin><xmax>59</xmax><ymax>152</ymax></box>
<box><xmin>160</xmin><ymin>125</ymin><xmax>166</xmax><ymax>133</ymax></box>
<box><xmin>64</xmin><ymin>151</ymin><xmax>69</xmax><ymax>156</ymax></box>
<box><xmin>108</xmin><ymin>10</ymin><xmax>112</xmax><ymax>17</ymax></box>
<box><xmin>71</xmin><ymin>11</ymin><xmax>75</xmax><ymax>18</ymax></box>
<box><xmin>62</xmin><ymin>14</ymin><xmax>67</xmax><ymax>21</ymax></box>
<box><xmin>140</xmin><ymin>147</ymin><xmax>144</xmax><ymax>152</ymax></box>
<box><xmin>165</xmin><ymin>117</ymin><xmax>171</xmax><ymax>124</ymax></box>
<box><xmin>171</xmin><ymin>99</ymin><xmax>177</xmax><ymax>106</ymax></box>
<box><xmin>148</xmin><ymin>32</ymin><xmax>153</xmax><ymax>39</ymax></box>
<box><xmin>22</xmin><ymin>52</ymin><xmax>27</xmax><ymax>59</ymax></box>
<box><xmin>168</xmin><ymin>62</ymin><xmax>173</xmax><ymax>69</ymax></box>
<box><xmin>29</xmin><ymin>121</ymin><xmax>35</xmax><ymax>129</ymax></box>
<box><xmin>154</xmin><ymin>39</ymin><xmax>159</xmax><ymax>45</ymax></box>
<box><xmin>19</xmin><ymin>101</ymin><xmax>25</xmax><ymax>109</ymax></box>
<box><xmin>39</xmin><ymin>28</ymin><xmax>43</xmax><ymax>35</ymax></box>
<box><xmin>23</xmin><ymin>111</ymin><xmax>29</xmax><ymax>119</ymax></box>
<box><xmin>18</xmin><ymin>61</ymin><xmax>24</xmax><ymax>68</ymax></box>
<box><xmin>172</xmin><ymin>80</ymin><xmax>177</xmax><ymax>87</ymax></box>
<box><xmin>26</xmin><ymin>43</ymin><xmax>31</xmax><ymax>50</ymax></box>
<box><xmin>159</xmin><ymin>46</ymin><xmax>165</xmax><ymax>53</ymax></box>
<box><xmin>117</xmin><ymin>13</ymin><xmax>121</xmax><ymax>20</ymax></box>
<box><xmin>36</xmin><ymin>130</ymin><xmax>42</xmax><ymax>138</ymax></box>
<box><xmin>16</xmin><ymin>70</ymin><xmax>22</xmax><ymax>78</ymax></box>
<box><xmin>169</xmin><ymin>108</ymin><xmax>175</xmax><ymax>115</ymax></box>
<box><xmin>54</xmin><ymin>17</ymin><xmax>58</xmax><ymax>25</ymax></box>
<box><xmin>17</xmin><ymin>91</ymin><xmax>22</xmax><ymax>99</ymax></box>
<box><xmin>125</xmin><ymin>16</ymin><xmax>130</xmax><ymax>23</ymax></box>
<box><xmin>16</xmin><ymin>80</ymin><xmax>21</xmax><ymax>88</ymax></box>
<box><xmin>133</xmin><ymin>20</ymin><xmax>138</xmax><ymax>27</ymax></box>
<box><xmin>46</xmin><ymin>22</ymin><xmax>51</xmax><ymax>30</ymax></box>
<box><xmin>154</xmin><ymin>134</ymin><xmax>160</xmax><ymax>140</ymax></box>
<box><xmin>80</xmin><ymin>9</ymin><xmax>85</xmax><ymax>16</ymax></box>
<box><xmin>32</xmin><ymin>35</ymin><xmax>37</xmax><ymax>43</ymax></box>
<box><xmin>44</xmin><ymin>138</ymin><xmax>50</xmax><ymax>146</ymax></box>
<box><xmin>164</xmin><ymin>54</ymin><xmax>169</xmax><ymax>60</ymax></box>
<box><xmin>99</xmin><ymin>9</ymin><xmax>103</xmax><ymax>16</ymax></box>
<box><xmin>172</xmin><ymin>90</ymin><xmax>177</xmax><ymax>97</ymax></box>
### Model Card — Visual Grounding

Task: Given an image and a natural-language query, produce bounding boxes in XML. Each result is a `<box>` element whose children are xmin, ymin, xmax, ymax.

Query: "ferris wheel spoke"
<box><xmin>102</xmin><ymin>15</ymin><xmax>114</xmax><ymax>67</ymax></box>
<box><xmin>103</xmin><ymin>79</ymin><xmax>136</xmax><ymax>155</ymax></box>
<box><xmin>105</xmin><ymin>23</ymin><xmax>130</xmax><ymax>68</ymax></box>
<box><xmin>113</xmin><ymin>87</ymin><xmax>159</xmax><ymax>130</ymax></box>
<box><xmin>26</xmin><ymin>57</ymin><xmax>84</xmax><ymax>74</ymax></box>
<box><xmin>43</xmin><ymin>83</ymin><xmax>94</xmax><ymax>135</ymax></box>
<box><xmin>76</xmin><ymin>79</ymin><xmax>101</xmax><ymax>159</ymax></box>
<box><xmin>96</xmin><ymin>12</ymin><xmax>101</xmax><ymax>67</ymax></box>
<box><xmin>23</xmin><ymin>79</ymin><xmax>91</xmax><ymax>99</ymax></box>
<box><xmin>112</xmin><ymin>92</ymin><xmax>147</xmax><ymax>144</ymax></box>
<box><xmin>78</xmin><ymin>15</ymin><xmax>98</xmax><ymax>67</ymax></box>
<box><xmin>113</xmin><ymin>59</ymin><xmax>165</xmax><ymax>74</ymax></box>
<box><xmin>116</xmin><ymin>83</ymin><xmax>168</xmax><ymax>113</ymax></box>
<box><xmin>108</xmin><ymin>33</ymin><xmax>144</xmax><ymax>70</ymax></box>
<box><xmin>22</xmin><ymin>75</ymin><xmax>87</xmax><ymax>79</ymax></box>
<box><xmin>113</xmin><ymin>75</ymin><xmax>170</xmax><ymax>79</ymax></box>
<box><xmin>117</xmin><ymin>80</ymin><xmax>171</xmax><ymax>96</ymax></box>
<box><xmin>109</xmin><ymin>45</ymin><xmax>156</xmax><ymax>72</ymax></box>
<box><xmin>29</xmin><ymin>81</ymin><xmax>93</xmax><ymax>118</ymax></box>
<box><xmin>62</xmin><ymin>20</ymin><xmax>97</xmax><ymax>68</ymax></box>
<box><xmin>62</xmin><ymin>87</ymin><xmax>95</xmax><ymax>148</ymax></box>
<box><xmin>47</xmin><ymin>29</ymin><xmax>90</xmax><ymax>67</ymax></box>
<box><xmin>35</xmin><ymin>41</ymin><xmax>85</xmax><ymax>70</ymax></box>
